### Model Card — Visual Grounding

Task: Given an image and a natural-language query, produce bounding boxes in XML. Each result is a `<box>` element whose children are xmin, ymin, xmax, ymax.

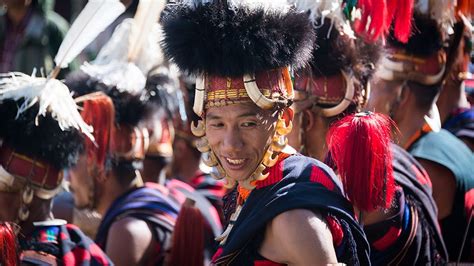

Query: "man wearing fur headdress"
<box><xmin>161</xmin><ymin>0</ymin><xmax>370</xmax><ymax>264</ymax></box>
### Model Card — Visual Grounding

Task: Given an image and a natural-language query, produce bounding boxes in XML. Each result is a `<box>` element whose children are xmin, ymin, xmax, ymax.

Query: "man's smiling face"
<box><xmin>205</xmin><ymin>102</ymin><xmax>277</xmax><ymax>182</ymax></box>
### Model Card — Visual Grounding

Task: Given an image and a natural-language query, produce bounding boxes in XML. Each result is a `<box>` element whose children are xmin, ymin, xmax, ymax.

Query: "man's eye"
<box><xmin>210</xmin><ymin>123</ymin><xmax>224</xmax><ymax>128</ymax></box>
<box><xmin>241</xmin><ymin>121</ymin><xmax>257</xmax><ymax>127</ymax></box>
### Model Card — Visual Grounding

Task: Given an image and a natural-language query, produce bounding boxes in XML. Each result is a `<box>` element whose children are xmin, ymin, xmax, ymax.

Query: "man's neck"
<box><xmin>395</xmin><ymin>109</ymin><xmax>427</xmax><ymax>149</ymax></box>
<box><xmin>6</xmin><ymin>5</ymin><xmax>30</xmax><ymax>26</ymax></box>
<box><xmin>95</xmin><ymin>173</ymin><xmax>143</xmax><ymax>216</ymax></box>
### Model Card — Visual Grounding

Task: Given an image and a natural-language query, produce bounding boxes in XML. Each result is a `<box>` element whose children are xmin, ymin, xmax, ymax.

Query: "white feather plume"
<box><xmin>128</xmin><ymin>0</ymin><xmax>166</xmax><ymax>62</ymax></box>
<box><xmin>81</xmin><ymin>18</ymin><xmax>164</xmax><ymax>93</ymax></box>
<box><xmin>54</xmin><ymin>0</ymin><xmax>126</xmax><ymax>69</ymax></box>
<box><xmin>0</xmin><ymin>72</ymin><xmax>94</xmax><ymax>141</ymax></box>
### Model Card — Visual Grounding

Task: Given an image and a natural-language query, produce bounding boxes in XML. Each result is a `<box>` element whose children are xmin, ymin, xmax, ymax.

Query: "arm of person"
<box><xmin>106</xmin><ymin>217</ymin><xmax>154</xmax><ymax>266</ymax></box>
<box><xmin>259</xmin><ymin>209</ymin><xmax>338</xmax><ymax>266</ymax></box>
<box><xmin>418</xmin><ymin>159</ymin><xmax>456</xmax><ymax>220</ymax></box>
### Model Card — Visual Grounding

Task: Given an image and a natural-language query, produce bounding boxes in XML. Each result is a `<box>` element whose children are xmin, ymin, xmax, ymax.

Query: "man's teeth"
<box><xmin>226</xmin><ymin>158</ymin><xmax>245</xmax><ymax>165</ymax></box>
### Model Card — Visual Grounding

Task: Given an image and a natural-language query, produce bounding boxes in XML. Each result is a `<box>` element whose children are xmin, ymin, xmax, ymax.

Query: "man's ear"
<box><xmin>399</xmin><ymin>84</ymin><xmax>411</xmax><ymax>108</ymax></box>
<box><xmin>302</xmin><ymin>109</ymin><xmax>315</xmax><ymax>132</ymax></box>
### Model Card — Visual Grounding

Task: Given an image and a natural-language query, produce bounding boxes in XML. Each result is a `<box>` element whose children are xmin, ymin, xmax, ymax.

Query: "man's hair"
<box><xmin>309</xmin><ymin>17</ymin><xmax>381</xmax><ymax>86</ymax></box>
<box><xmin>0</xmin><ymin>100</ymin><xmax>83</xmax><ymax>170</ymax></box>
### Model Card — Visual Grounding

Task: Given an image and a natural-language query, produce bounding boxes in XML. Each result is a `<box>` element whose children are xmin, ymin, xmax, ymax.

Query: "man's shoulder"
<box><xmin>108</xmin><ymin>216</ymin><xmax>153</xmax><ymax>241</ymax></box>
<box><xmin>410</xmin><ymin>129</ymin><xmax>473</xmax><ymax>181</ymax></box>
<box><xmin>106</xmin><ymin>217</ymin><xmax>154</xmax><ymax>265</ymax></box>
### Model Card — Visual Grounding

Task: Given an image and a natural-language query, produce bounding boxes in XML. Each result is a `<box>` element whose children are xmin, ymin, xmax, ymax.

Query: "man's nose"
<box><xmin>221</xmin><ymin>126</ymin><xmax>244</xmax><ymax>153</ymax></box>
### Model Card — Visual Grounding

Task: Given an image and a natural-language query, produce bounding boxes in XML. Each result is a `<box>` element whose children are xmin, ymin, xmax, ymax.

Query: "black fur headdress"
<box><xmin>309</xmin><ymin>17</ymin><xmax>381</xmax><ymax>85</ymax></box>
<box><xmin>387</xmin><ymin>12</ymin><xmax>443</xmax><ymax>56</ymax></box>
<box><xmin>65</xmin><ymin>70</ymin><xmax>150</xmax><ymax>127</ymax></box>
<box><xmin>161</xmin><ymin>0</ymin><xmax>316</xmax><ymax>77</ymax></box>
<box><xmin>0</xmin><ymin>101</ymin><xmax>83</xmax><ymax>169</ymax></box>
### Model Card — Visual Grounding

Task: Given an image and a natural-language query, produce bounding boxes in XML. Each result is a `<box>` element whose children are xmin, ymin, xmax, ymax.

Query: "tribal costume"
<box><xmin>287</xmin><ymin>1</ymin><xmax>447</xmax><ymax>264</ymax></box>
<box><xmin>409</xmin><ymin>129</ymin><xmax>474</xmax><ymax>261</ymax></box>
<box><xmin>161</xmin><ymin>1</ymin><xmax>370</xmax><ymax>264</ymax></box>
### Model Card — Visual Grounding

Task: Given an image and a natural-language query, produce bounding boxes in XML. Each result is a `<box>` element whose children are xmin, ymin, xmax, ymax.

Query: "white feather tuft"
<box><xmin>81</xmin><ymin>61</ymin><xmax>146</xmax><ymax>94</ymax></box>
<box><xmin>54</xmin><ymin>0</ymin><xmax>126</xmax><ymax>69</ymax></box>
<box><xmin>291</xmin><ymin>0</ymin><xmax>355</xmax><ymax>38</ymax></box>
<box><xmin>0</xmin><ymin>72</ymin><xmax>95</xmax><ymax>141</ymax></box>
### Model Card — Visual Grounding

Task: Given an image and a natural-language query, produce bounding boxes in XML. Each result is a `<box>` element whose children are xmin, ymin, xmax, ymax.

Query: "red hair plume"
<box><xmin>326</xmin><ymin>112</ymin><xmax>395</xmax><ymax>212</ymax></box>
<box><xmin>354</xmin><ymin>0</ymin><xmax>414</xmax><ymax>43</ymax></box>
<box><xmin>0</xmin><ymin>222</ymin><xmax>18</xmax><ymax>266</ymax></box>
<box><xmin>79</xmin><ymin>92</ymin><xmax>115</xmax><ymax>172</ymax></box>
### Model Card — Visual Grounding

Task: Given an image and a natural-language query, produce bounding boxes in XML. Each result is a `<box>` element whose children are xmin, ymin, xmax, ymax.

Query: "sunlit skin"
<box><xmin>205</xmin><ymin>102</ymin><xmax>278</xmax><ymax>182</ymax></box>
<box><xmin>286</xmin><ymin>110</ymin><xmax>304</xmax><ymax>152</ymax></box>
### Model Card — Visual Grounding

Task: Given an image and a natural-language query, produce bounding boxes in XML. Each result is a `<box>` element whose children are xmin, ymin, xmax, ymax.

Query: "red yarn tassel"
<box><xmin>327</xmin><ymin>112</ymin><xmax>395</xmax><ymax>212</ymax></box>
<box><xmin>79</xmin><ymin>92</ymin><xmax>115</xmax><ymax>172</ymax></box>
<box><xmin>355</xmin><ymin>0</ymin><xmax>387</xmax><ymax>42</ymax></box>
<box><xmin>0</xmin><ymin>222</ymin><xmax>18</xmax><ymax>266</ymax></box>
<box><xmin>392</xmin><ymin>0</ymin><xmax>414</xmax><ymax>43</ymax></box>
<box><xmin>168</xmin><ymin>198</ymin><xmax>205</xmax><ymax>266</ymax></box>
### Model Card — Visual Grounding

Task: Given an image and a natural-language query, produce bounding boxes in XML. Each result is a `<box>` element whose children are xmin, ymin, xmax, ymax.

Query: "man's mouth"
<box><xmin>226</xmin><ymin>158</ymin><xmax>246</xmax><ymax>165</ymax></box>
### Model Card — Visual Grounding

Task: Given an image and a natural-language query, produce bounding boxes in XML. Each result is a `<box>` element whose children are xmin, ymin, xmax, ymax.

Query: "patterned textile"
<box><xmin>20</xmin><ymin>221</ymin><xmax>112</xmax><ymax>265</ymax></box>
<box><xmin>443</xmin><ymin>107</ymin><xmax>474</xmax><ymax>140</ymax></box>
